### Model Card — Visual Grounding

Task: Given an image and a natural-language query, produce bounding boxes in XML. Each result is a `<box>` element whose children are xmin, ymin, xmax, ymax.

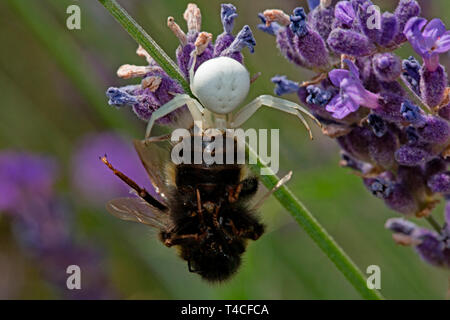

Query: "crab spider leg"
<box><xmin>145</xmin><ymin>94</ymin><xmax>205</xmax><ymax>139</ymax></box>
<box><xmin>231</xmin><ymin>95</ymin><xmax>320</xmax><ymax>139</ymax></box>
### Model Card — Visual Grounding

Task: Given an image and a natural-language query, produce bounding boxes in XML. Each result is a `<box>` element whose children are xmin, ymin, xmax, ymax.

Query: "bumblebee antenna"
<box><xmin>100</xmin><ymin>155</ymin><xmax>167</xmax><ymax>211</ymax></box>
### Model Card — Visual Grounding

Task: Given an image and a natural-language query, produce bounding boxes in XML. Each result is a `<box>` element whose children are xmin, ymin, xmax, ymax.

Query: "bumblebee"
<box><xmin>103</xmin><ymin>53</ymin><xmax>315</xmax><ymax>281</ymax></box>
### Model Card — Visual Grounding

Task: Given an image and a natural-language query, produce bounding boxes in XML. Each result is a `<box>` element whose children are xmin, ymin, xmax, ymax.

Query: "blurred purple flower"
<box><xmin>71</xmin><ymin>132</ymin><xmax>153</xmax><ymax>207</ymax></box>
<box><xmin>0</xmin><ymin>151</ymin><xmax>116</xmax><ymax>299</ymax></box>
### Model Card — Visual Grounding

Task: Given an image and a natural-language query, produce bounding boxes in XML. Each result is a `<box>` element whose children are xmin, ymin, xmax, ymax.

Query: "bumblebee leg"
<box><xmin>100</xmin><ymin>155</ymin><xmax>167</xmax><ymax>211</ymax></box>
<box><xmin>231</xmin><ymin>95</ymin><xmax>321</xmax><ymax>139</ymax></box>
<box><xmin>145</xmin><ymin>94</ymin><xmax>205</xmax><ymax>139</ymax></box>
<box><xmin>251</xmin><ymin>171</ymin><xmax>292</xmax><ymax>211</ymax></box>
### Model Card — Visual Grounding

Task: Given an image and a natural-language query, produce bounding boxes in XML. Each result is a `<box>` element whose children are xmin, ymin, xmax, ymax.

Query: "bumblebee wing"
<box><xmin>106</xmin><ymin>197</ymin><xmax>171</xmax><ymax>230</ymax></box>
<box><xmin>133</xmin><ymin>138</ymin><xmax>172</xmax><ymax>202</ymax></box>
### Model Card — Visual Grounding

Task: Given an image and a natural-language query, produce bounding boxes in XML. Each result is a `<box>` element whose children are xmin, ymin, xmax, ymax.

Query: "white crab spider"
<box><xmin>144</xmin><ymin>53</ymin><xmax>320</xmax><ymax>139</ymax></box>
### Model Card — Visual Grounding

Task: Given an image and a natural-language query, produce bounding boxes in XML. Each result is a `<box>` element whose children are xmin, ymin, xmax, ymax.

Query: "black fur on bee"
<box><xmin>104</xmin><ymin>131</ymin><xmax>265</xmax><ymax>282</ymax></box>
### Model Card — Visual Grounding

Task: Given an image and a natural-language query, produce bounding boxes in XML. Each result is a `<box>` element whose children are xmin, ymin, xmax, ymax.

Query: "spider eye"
<box><xmin>191</xmin><ymin>57</ymin><xmax>250</xmax><ymax>114</ymax></box>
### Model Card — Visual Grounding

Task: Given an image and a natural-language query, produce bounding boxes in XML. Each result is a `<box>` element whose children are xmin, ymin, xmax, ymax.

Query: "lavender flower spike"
<box><xmin>404</xmin><ymin>17</ymin><xmax>450</xmax><ymax>72</ymax></box>
<box><xmin>326</xmin><ymin>59</ymin><xmax>380</xmax><ymax>119</ymax></box>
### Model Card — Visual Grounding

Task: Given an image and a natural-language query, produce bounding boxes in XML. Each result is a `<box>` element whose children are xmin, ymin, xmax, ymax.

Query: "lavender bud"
<box><xmin>276</xmin><ymin>28</ymin><xmax>309</xmax><ymax>68</ymax></box>
<box><xmin>400</xmin><ymin>101</ymin><xmax>425</xmax><ymax>125</ymax></box>
<box><xmin>327</xmin><ymin>28</ymin><xmax>375</xmax><ymax>57</ymax></box>
<box><xmin>374</xmin><ymin>92</ymin><xmax>405</xmax><ymax>123</ymax></box>
<box><xmin>402</xmin><ymin>56</ymin><xmax>421</xmax><ymax>95</ymax></box>
<box><xmin>295</xmin><ymin>29</ymin><xmax>329</xmax><ymax>68</ymax></box>
<box><xmin>369</xmin><ymin>131</ymin><xmax>398</xmax><ymax>169</ymax></box>
<box><xmin>334</xmin><ymin>1</ymin><xmax>356</xmax><ymax>29</ymax></box>
<box><xmin>272</xmin><ymin>76</ymin><xmax>300</xmax><ymax>96</ymax></box>
<box><xmin>393</xmin><ymin>0</ymin><xmax>421</xmax><ymax>44</ymax></box>
<box><xmin>385</xmin><ymin>218</ymin><xmax>416</xmax><ymax>235</ymax></box>
<box><xmin>420</xmin><ymin>64</ymin><xmax>448</xmax><ymax>108</ymax></box>
<box><xmin>106</xmin><ymin>86</ymin><xmax>139</xmax><ymax>106</ymax></box>
<box><xmin>372</xmin><ymin>53</ymin><xmax>402</xmax><ymax>82</ymax></box>
<box><xmin>224</xmin><ymin>25</ymin><xmax>256</xmax><ymax>55</ymax></box>
<box><xmin>378</xmin><ymin>12</ymin><xmax>399</xmax><ymax>47</ymax></box>
<box><xmin>308</xmin><ymin>4</ymin><xmax>335</xmax><ymax>41</ymax></box>
<box><xmin>290</xmin><ymin>7</ymin><xmax>308</xmax><ymax>37</ymax></box>
<box><xmin>220</xmin><ymin>4</ymin><xmax>237</xmax><ymax>35</ymax></box>
<box><xmin>405</xmin><ymin>126</ymin><xmax>420</xmax><ymax>145</ymax></box>
<box><xmin>428</xmin><ymin>172</ymin><xmax>450</xmax><ymax>193</ymax></box>
<box><xmin>417</xmin><ymin>116</ymin><xmax>450</xmax><ymax>144</ymax></box>
<box><xmin>338</xmin><ymin>127</ymin><xmax>372</xmax><ymax>162</ymax></box>
<box><xmin>395</xmin><ymin>145</ymin><xmax>430</xmax><ymax>166</ymax></box>
<box><xmin>384</xmin><ymin>183</ymin><xmax>419</xmax><ymax>215</ymax></box>
<box><xmin>367</xmin><ymin>114</ymin><xmax>387</xmax><ymax>137</ymax></box>
<box><xmin>369</xmin><ymin>178</ymin><xmax>393</xmax><ymax>198</ymax></box>
<box><xmin>306</xmin><ymin>85</ymin><xmax>332</xmax><ymax>106</ymax></box>
<box><xmin>416</xmin><ymin>232</ymin><xmax>450</xmax><ymax>268</ymax></box>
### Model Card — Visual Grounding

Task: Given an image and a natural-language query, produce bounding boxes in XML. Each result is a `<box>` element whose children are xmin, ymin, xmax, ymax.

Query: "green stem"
<box><xmin>98</xmin><ymin>0</ymin><xmax>192</xmax><ymax>96</ymax></box>
<box><xmin>247</xmin><ymin>147</ymin><xmax>383</xmax><ymax>300</ymax></box>
<box><xmin>99</xmin><ymin>0</ymin><xmax>383</xmax><ymax>300</ymax></box>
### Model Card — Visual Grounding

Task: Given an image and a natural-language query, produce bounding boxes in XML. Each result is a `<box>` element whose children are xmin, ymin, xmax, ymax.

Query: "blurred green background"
<box><xmin>0</xmin><ymin>0</ymin><xmax>449</xmax><ymax>299</ymax></box>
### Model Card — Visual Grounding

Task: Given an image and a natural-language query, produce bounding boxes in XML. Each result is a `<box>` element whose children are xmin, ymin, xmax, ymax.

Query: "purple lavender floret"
<box><xmin>306</xmin><ymin>85</ymin><xmax>332</xmax><ymax>106</ymax></box>
<box><xmin>400</xmin><ymin>101</ymin><xmax>425</xmax><ymax>124</ymax></box>
<box><xmin>386</xmin><ymin>214</ymin><xmax>450</xmax><ymax>268</ymax></box>
<box><xmin>326</xmin><ymin>59</ymin><xmax>380</xmax><ymax>119</ymax></box>
<box><xmin>404</xmin><ymin>17</ymin><xmax>450</xmax><ymax>72</ymax></box>
<box><xmin>0</xmin><ymin>151</ymin><xmax>116</xmax><ymax>298</ymax></box>
<box><xmin>428</xmin><ymin>172</ymin><xmax>450</xmax><ymax>193</ymax></box>
<box><xmin>393</xmin><ymin>0</ymin><xmax>421</xmax><ymax>45</ymax></box>
<box><xmin>308</xmin><ymin>3</ymin><xmax>335</xmax><ymax>42</ymax></box>
<box><xmin>334</xmin><ymin>1</ymin><xmax>356</xmax><ymax>29</ymax></box>
<box><xmin>271</xmin><ymin>76</ymin><xmax>300</xmax><ymax>96</ymax></box>
<box><xmin>401</xmin><ymin>56</ymin><xmax>422</xmax><ymax>95</ymax></box>
<box><xmin>378</xmin><ymin>12</ymin><xmax>399</xmax><ymax>47</ymax></box>
<box><xmin>290</xmin><ymin>7</ymin><xmax>308</xmax><ymax>37</ymax></box>
<box><xmin>224</xmin><ymin>25</ymin><xmax>256</xmax><ymax>55</ymax></box>
<box><xmin>372</xmin><ymin>53</ymin><xmax>402</xmax><ymax>82</ymax></box>
<box><xmin>367</xmin><ymin>114</ymin><xmax>387</xmax><ymax>137</ymax></box>
<box><xmin>420</xmin><ymin>64</ymin><xmax>448</xmax><ymax>108</ymax></box>
<box><xmin>327</xmin><ymin>28</ymin><xmax>375</xmax><ymax>57</ymax></box>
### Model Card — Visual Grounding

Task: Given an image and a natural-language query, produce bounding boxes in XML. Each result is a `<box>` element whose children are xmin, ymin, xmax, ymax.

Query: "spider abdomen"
<box><xmin>191</xmin><ymin>56</ymin><xmax>250</xmax><ymax>114</ymax></box>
